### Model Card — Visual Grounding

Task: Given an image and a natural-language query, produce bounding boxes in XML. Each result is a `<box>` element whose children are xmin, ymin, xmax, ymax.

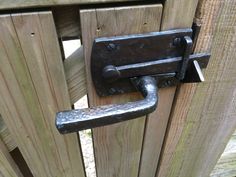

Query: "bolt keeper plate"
<box><xmin>91</xmin><ymin>28</ymin><xmax>210</xmax><ymax>97</ymax></box>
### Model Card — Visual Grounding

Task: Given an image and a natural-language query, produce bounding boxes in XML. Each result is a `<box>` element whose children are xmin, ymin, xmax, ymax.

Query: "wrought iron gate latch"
<box><xmin>56</xmin><ymin>28</ymin><xmax>210</xmax><ymax>134</ymax></box>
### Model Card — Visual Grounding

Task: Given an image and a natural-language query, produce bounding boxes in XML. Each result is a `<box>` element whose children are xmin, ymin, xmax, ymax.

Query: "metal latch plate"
<box><xmin>91</xmin><ymin>28</ymin><xmax>209</xmax><ymax>96</ymax></box>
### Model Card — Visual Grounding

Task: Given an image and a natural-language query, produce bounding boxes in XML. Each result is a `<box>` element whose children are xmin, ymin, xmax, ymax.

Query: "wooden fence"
<box><xmin>0</xmin><ymin>0</ymin><xmax>235</xmax><ymax>177</ymax></box>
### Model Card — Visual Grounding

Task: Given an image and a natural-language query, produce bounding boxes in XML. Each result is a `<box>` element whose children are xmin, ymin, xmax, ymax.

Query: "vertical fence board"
<box><xmin>80</xmin><ymin>4</ymin><xmax>162</xmax><ymax>177</ymax></box>
<box><xmin>139</xmin><ymin>88</ymin><xmax>175</xmax><ymax>177</ymax></box>
<box><xmin>157</xmin><ymin>0</ymin><xmax>236</xmax><ymax>176</ymax></box>
<box><xmin>139</xmin><ymin>1</ymin><xmax>199</xmax><ymax>177</ymax></box>
<box><xmin>0</xmin><ymin>12</ymin><xmax>85</xmax><ymax>177</ymax></box>
<box><xmin>161</xmin><ymin>0</ymin><xmax>199</xmax><ymax>30</ymax></box>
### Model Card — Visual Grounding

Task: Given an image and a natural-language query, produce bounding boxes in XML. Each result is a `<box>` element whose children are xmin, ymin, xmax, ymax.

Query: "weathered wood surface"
<box><xmin>157</xmin><ymin>0</ymin><xmax>236</xmax><ymax>176</ymax></box>
<box><xmin>0</xmin><ymin>138</ymin><xmax>23</xmax><ymax>177</ymax></box>
<box><xmin>211</xmin><ymin>132</ymin><xmax>236</xmax><ymax>177</ymax></box>
<box><xmin>80</xmin><ymin>4</ymin><xmax>162</xmax><ymax>177</ymax></box>
<box><xmin>211</xmin><ymin>152</ymin><xmax>236</xmax><ymax>177</ymax></box>
<box><xmin>53</xmin><ymin>6</ymin><xmax>81</xmax><ymax>40</ymax></box>
<box><xmin>139</xmin><ymin>1</ymin><xmax>199</xmax><ymax>177</ymax></box>
<box><xmin>161</xmin><ymin>0</ymin><xmax>198</xmax><ymax>30</ymax></box>
<box><xmin>0</xmin><ymin>46</ymin><xmax>85</xmax><ymax>152</ymax></box>
<box><xmin>139</xmin><ymin>88</ymin><xmax>175</xmax><ymax>177</ymax></box>
<box><xmin>0</xmin><ymin>116</ymin><xmax>16</xmax><ymax>152</ymax></box>
<box><xmin>0</xmin><ymin>12</ymin><xmax>85</xmax><ymax>177</ymax></box>
<box><xmin>0</xmin><ymin>0</ymin><xmax>137</xmax><ymax>10</ymax></box>
<box><xmin>64</xmin><ymin>46</ymin><xmax>86</xmax><ymax>104</ymax></box>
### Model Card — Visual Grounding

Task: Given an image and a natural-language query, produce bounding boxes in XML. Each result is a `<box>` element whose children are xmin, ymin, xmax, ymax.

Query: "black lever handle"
<box><xmin>56</xmin><ymin>76</ymin><xmax>158</xmax><ymax>134</ymax></box>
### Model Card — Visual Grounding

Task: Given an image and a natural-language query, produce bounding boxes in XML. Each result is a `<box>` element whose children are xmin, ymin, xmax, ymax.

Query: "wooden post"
<box><xmin>157</xmin><ymin>0</ymin><xmax>236</xmax><ymax>176</ymax></box>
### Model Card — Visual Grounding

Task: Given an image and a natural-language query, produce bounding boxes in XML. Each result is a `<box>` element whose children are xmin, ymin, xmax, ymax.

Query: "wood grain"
<box><xmin>139</xmin><ymin>87</ymin><xmax>175</xmax><ymax>177</ymax></box>
<box><xmin>139</xmin><ymin>1</ymin><xmax>199</xmax><ymax>177</ymax></box>
<box><xmin>64</xmin><ymin>46</ymin><xmax>87</xmax><ymax>104</ymax></box>
<box><xmin>0</xmin><ymin>138</ymin><xmax>23</xmax><ymax>177</ymax></box>
<box><xmin>211</xmin><ymin>152</ymin><xmax>236</xmax><ymax>177</ymax></box>
<box><xmin>161</xmin><ymin>0</ymin><xmax>199</xmax><ymax>30</ymax></box>
<box><xmin>211</xmin><ymin>132</ymin><xmax>236</xmax><ymax>177</ymax></box>
<box><xmin>0</xmin><ymin>116</ymin><xmax>16</xmax><ymax>151</ymax></box>
<box><xmin>0</xmin><ymin>12</ymin><xmax>85</xmax><ymax>177</ymax></box>
<box><xmin>0</xmin><ymin>45</ymin><xmax>85</xmax><ymax>151</ymax></box>
<box><xmin>157</xmin><ymin>0</ymin><xmax>236</xmax><ymax>176</ymax></box>
<box><xmin>0</xmin><ymin>0</ymin><xmax>138</xmax><ymax>10</ymax></box>
<box><xmin>80</xmin><ymin>4</ymin><xmax>162</xmax><ymax>177</ymax></box>
<box><xmin>0</xmin><ymin>44</ymin><xmax>85</xmax><ymax>151</ymax></box>
<box><xmin>53</xmin><ymin>6</ymin><xmax>81</xmax><ymax>40</ymax></box>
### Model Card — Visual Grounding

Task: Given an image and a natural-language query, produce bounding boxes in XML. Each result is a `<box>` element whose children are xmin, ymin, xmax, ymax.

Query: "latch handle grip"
<box><xmin>56</xmin><ymin>76</ymin><xmax>158</xmax><ymax>134</ymax></box>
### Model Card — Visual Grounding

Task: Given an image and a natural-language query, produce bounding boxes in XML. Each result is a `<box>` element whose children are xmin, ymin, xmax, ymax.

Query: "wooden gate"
<box><xmin>0</xmin><ymin>0</ymin><xmax>235</xmax><ymax>177</ymax></box>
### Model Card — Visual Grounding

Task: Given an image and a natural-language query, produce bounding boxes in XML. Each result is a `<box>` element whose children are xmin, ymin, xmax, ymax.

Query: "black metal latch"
<box><xmin>56</xmin><ymin>28</ymin><xmax>210</xmax><ymax>134</ymax></box>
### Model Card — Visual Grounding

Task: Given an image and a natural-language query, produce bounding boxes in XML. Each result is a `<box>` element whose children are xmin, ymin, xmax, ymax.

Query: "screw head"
<box><xmin>173</xmin><ymin>38</ymin><xmax>182</xmax><ymax>46</ymax></box>
<box><xmin>107</xmin><ymin>43</ymin><xmax>116</xmax><ymax>51</ymax></box>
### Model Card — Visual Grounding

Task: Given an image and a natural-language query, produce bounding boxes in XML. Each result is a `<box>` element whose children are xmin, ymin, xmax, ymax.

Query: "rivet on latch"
<box><xmin>173</xmin><ymin>38</ymin><xmax>182</xmax><ymax>46</ymax></box>
<box><xmin>107</xmin><ymin>43</ymin><xmax>117</xmax><ymax>51</ymax></box>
